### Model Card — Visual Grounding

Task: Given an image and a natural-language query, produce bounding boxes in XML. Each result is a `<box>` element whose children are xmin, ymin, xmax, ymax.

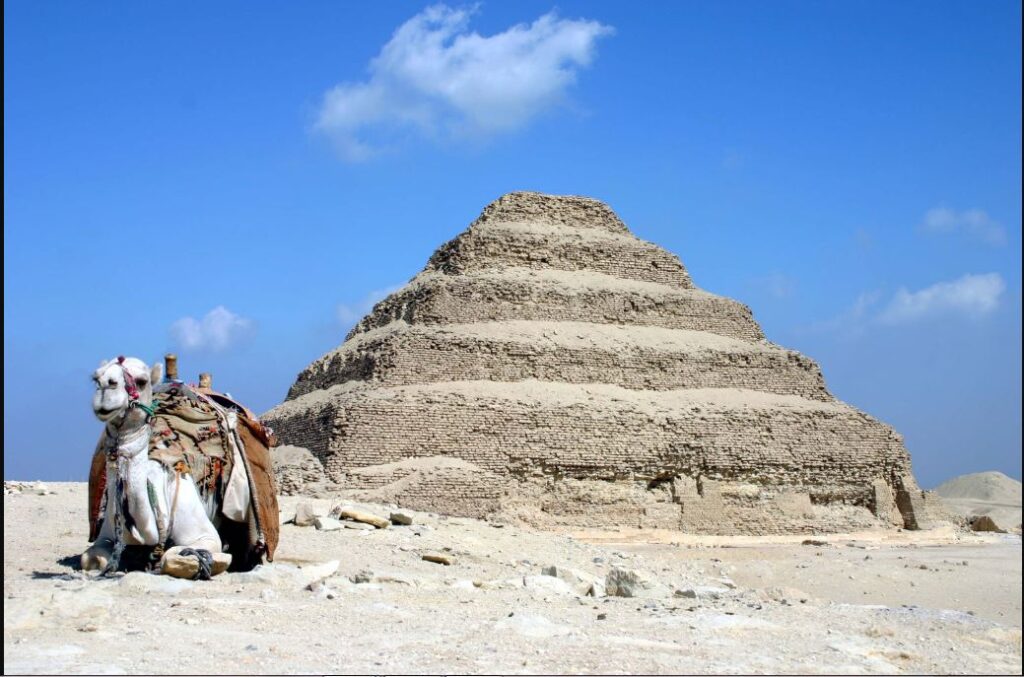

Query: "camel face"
<box><xmin>91</xmin><ymin>357</ymin><xmax>159</xmax><ymax>422</ymax></box>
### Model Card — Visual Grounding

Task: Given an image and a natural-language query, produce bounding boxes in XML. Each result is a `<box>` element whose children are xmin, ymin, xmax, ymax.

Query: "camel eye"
<box><xmin>107</xmin><ymin>378</ymin><xmax>117</xmax><ymax>387</ymax></box>
<box><xmin>136</xmin><ymin>379</ymin><xmax>148</xmax><ymax>387</ymax></box>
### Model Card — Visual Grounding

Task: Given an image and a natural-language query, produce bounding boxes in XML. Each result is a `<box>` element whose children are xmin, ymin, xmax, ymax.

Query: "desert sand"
<box><xmin>4</xmin><ymin>482</ymin><xmax>1021</xmax><ymax>675</ymax></box>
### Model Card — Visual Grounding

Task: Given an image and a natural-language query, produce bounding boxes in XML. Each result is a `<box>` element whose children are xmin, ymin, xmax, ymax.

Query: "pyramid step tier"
<box><xmin>348</xmin><ymin>269</ymin><xmax>765</xmax><ymax>343</ymax></box>
<box><xmin>290</xmin><ymin>320</ymin><xmax>830</xmax><ymax>401</ymax></box>
<box><xmin>472</xmin><ymin>191</ymin><xmax>631</xmax><ymax>236</ymax></box>
<box><xmin>265</xmin><ymin>380</ymin><xmax>910</xmax><ymax>492</ymax></box>
<box><xmin>427</xmin><ymin>220</ymin><xmax>693</xmax><ymax>288</ymax></box>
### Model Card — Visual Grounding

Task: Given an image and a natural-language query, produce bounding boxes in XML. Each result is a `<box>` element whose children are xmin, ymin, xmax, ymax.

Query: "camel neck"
<box><xmin>106</xmin><ymin>417</ymin><xmax>150</xmax><ymax>460</ymax></box>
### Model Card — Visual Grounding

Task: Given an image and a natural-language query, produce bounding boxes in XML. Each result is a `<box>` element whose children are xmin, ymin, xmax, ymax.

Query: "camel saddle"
<box><xmin>88</xmin><ymin>382</ymin><xmax>279</xmax><ymax>569</ymax></box>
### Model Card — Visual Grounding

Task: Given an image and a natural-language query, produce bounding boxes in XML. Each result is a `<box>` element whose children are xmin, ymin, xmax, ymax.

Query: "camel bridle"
<box><xmin>101</xmin><ymin>356</ymin><xmax>156</xmax><ymax>419</ymax></box>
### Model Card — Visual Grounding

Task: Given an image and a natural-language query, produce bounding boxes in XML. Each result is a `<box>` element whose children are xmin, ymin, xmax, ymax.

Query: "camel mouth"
<box><xmin>94</xmin><ymin>407</ymin><xmax>122</xmax><ymax>420</ymax></box>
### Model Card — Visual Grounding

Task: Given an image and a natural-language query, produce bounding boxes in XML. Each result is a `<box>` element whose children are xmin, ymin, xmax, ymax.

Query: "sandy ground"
<box><xmin>4</xmin><ymin>483</ymin><xmax>1022</xmax><ymax>675</ymax></box>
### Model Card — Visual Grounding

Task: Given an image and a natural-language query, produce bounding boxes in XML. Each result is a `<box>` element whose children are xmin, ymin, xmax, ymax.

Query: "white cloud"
<box><xmin>337</xmin><ymin>285</ymin><xmax>403</xmax><ymax>326</ymax></box>
<box><xmin>878</xmin><ymin>273</ymin><xmax>1006</xmax><ymax>324</ymax></box>
<box><xmin>316</xmin><ymin>4</ymin><xmax>614</xmax><ymax>160</ymax></box>
<box><xmin>811</xmin><ymin>273</ymin><xmax>1005</xmax><ymax>335</ymax></box>
<box><xmin>920</xmin><ymin>207</ymin><xmax>1008</xmax><ymax>246</ymax></box>
<box><xmin>170</xmin><ymin>306</ymin><xmax>254</xmax><ymax>351</ymax></box>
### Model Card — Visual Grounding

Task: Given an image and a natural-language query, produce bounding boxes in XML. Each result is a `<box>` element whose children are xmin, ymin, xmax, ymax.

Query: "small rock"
<box><xmin>605</xmin><ymin>567</ymin><xmax>670</xmax><ymax>599</ymax></box>
<box><xmin>523</xmin><ymin>575</ymin><xmax>578</xmax><ymax>597</ymax></box>
<box><xmin>757</xmin><ymin>586</ymin><xmax>810</xmax><ymax>605</ymax></box>
<box><xmin>314</xmin><ymin>516</ymin><xmax>343</xmax><ymax>532</ymax></box>
<box><xmin>597</xmin><ymin>613</ymin><xmax>607</xmax><ymax>620</ymax></box>
<box><xmin>351</xmin><ymin>570</ymin><xmax>374</xmax><ymax>584</ymax></box>
<box><xmin>422</xmin><ymin>553</ymin><xmax>455</xmax><ymax>566</ymax></box>
<box><xmin>225</xmin><ymin>560</ymin><xmax>339</xmax><ymax>589</ymax></box>
<box><xmin>390</xmin><ymin>511</ymin><xmax>415</xmax><ymax>526</ymax></box>
<box><xmin>336</xmin><ymin>507</ymin><xmax>390</xmax><ymax>529</ymax></box>
<box><xmin>675</xmin><ymin>585</ymin><xmax>730</xmax><ymax>600</ymax></box>
<box><xmin>343</xmin><ymin>521</ymin><xmax>376</xmax><ymax>531</ymax></box>
<box><xmin>801</xmin><ymin>539</ymin><xmax>829</xmax><ymax>547</ymax></box>
<box><xmin>541</xmin><ymin>565</ymin><xmax>602</xmax><ymax>596</ymax></box>
<box><xmin>969</xmin><ymin>515</ymin><xmax>1005</xmax><ymax>533</ymax></box>
<box><xmin>293</xmin><ymin>503</ymin><xmax>320</xmax><ymax>527</ymax></box>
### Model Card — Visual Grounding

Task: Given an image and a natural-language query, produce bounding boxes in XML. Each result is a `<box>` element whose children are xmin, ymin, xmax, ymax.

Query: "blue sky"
<box><xmin>5</xmin><ymin>1</ymin><xmax>1021</xmax><ymax>487</ymax></box>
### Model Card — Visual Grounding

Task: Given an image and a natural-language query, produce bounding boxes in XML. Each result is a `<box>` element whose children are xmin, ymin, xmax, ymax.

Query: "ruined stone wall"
<box><xmin>427</xmin><ymin>222</ymin><xmax>694</xmax><ymax>288</ymax></box>
<box><xmin>294</xmin><ymin>382</ymin><xmax>909</xmax><ymax>488</ymax></box>
<box><xmin>289</xmin><ymin>322</ymin><xmax>829</xmax><ymax>401</ymax></box>
<box><xmin>346</xmin><ymin>271</ymin><xmax>765</xmax><ymax>343</ymax></box>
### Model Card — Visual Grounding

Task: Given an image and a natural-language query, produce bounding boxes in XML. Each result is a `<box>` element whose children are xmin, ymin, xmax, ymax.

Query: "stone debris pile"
<box><xmin>4</xmin><ymin>481</ymin><xmax>56</xmax><ymax>496</ymax></box>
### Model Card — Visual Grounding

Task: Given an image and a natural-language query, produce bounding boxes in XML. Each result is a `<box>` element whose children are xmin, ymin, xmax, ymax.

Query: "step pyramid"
<box><xmin>264</xmin><ymin>192</ymin><xmax>947</xmax><ymax>534</ymax></box>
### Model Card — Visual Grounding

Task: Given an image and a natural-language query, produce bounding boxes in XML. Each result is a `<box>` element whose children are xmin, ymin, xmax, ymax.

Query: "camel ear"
<box><xmin>150</xmin><ymin>363</ymin><xmax>164</xmax><ymax>385</ymax></box>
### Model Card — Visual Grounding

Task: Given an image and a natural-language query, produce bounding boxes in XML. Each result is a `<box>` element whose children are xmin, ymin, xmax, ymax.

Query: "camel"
<box><xmin>81</xmin><ymin>356</ymin><xmax>278</xmax><ymax>578</ymax></box>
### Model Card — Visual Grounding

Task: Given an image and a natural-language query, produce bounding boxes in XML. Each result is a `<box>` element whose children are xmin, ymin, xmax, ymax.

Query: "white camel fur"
<box><xmin>81</xmin><ymin>356</ymin><xmax>227</xmax><ymax>577</ymax></box>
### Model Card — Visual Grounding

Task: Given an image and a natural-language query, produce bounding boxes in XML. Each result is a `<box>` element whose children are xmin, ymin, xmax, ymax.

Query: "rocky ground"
<box><xmin>4</xmin><ymin>483</ymin><xmax>1022</xmax><ymax>674</ymax></box>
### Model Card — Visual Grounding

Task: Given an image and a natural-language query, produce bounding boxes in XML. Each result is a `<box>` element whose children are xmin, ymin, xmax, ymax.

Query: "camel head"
<box><xmin>92</xmin><ymin>356</ymin><xmax>163</xmax><ymax>423</ymax></box>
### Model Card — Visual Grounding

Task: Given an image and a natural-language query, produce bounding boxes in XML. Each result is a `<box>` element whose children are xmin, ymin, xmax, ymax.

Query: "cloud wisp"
<box><xmin>877</xmin><ymin>273</ymin><xmax>1006</xmax><ymax>324</ymax></box>
<box><xmin>169</xmin><ymin>306</ymin><xmax>254</xmax><ymax>352</ymax></box>
<box><xmin>920</xmin><ymin>207</ymin><xmax>1008</xmax><ymax>246</ymax></box>
<box><xmin>316</xmin><ymin>4</ymin><xmax>614</xmax><ymax>160</ymax></box>
<box><xmin>812</xmin><ymin>273</ymin><xmax>1006</xmax><ymax>336</ymax></box>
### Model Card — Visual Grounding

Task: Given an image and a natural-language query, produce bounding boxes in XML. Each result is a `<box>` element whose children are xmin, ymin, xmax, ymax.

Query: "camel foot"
<box><xmin>160</xmin><ymin>547</ymin><xmax>231</xmax><ymax>579</ymax></box>
<box><xmin>80</xmin><ymin>545</ymin><xmax>112</xmax><ymax>572</ymax></box>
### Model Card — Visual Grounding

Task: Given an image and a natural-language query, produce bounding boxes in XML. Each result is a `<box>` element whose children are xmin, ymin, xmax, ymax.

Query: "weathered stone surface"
<box><xmin>336</xmin><ymin>508</ymin><xmax>390</xmax><ymax>529</ymax></box>
<box><xmin>314</xmin><ymin>516</ymin><xmax>343</xmax><ymax>532</ymax></box>
<box><xmin>265</xmin><ymin>191</ymin><xmax>932</xmax><ymax>535</ymax></box>
<box><xmin>523</xmin><ymin>575</ymin><xmax>578</xmax><ymax>597</ymax></box>
<box><xmin>674</xmin><ymin>585</ymin><xmax>731</xmax><ymax>600</ymax></box>
<box><xmin>292</xmin><ymin>503</ymin><xmax>320</xmax><ymax>527</ymax></box>
<box><xmin>390</xmin><ymin>510</ymin><xmax>415</xmax><ymax>525</ymax></box>
<box><xmin>422</xmin><ymin>552</ymin><xmax>455</xmax><ymax>565</ymax></box>
<box><xmin>605</xmin><ymin>567</ymin><xmax>669</xmax><ymax>599</ymax></box>
<box><xmin>343</xmin><ymin>521</ymin><xmax>376</xmax><ymax>531</ymax></box>
<box><xmin>969</xmin><ymin>515</ymin><xmax>1004</xmax><ymax>532</ymax></box>
<box><xmin>224</xmin><ymin>560</ymin><xmax>339</xmax><ymax>589</ymax></box>
<box><xmin>272</xmin><ymin>445</ymin><xmax>328</xmax><ymax>497</ymax></box>
<box><xmin>541</xmin><ymin>565</ymin><xmax>602</xmax><ymax>596</ymax></box>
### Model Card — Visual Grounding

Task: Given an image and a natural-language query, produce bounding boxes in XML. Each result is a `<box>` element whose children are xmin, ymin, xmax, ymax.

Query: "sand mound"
<box><xmin>934</xmin><ymin>471</ymin><xmax>1022</xmax><ymax>530</ymax></box>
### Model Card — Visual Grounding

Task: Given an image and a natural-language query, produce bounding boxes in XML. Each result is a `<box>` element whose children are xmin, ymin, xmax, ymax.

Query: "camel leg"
<box><xmin>81</xmin><ymin>480</ymin><xmax>116</xmax><ymax>571</ymax></box>
<box><xmin>159</xmin><ymin>477</ymin><xmax>229</xmax><ymax>578</ymax></box>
